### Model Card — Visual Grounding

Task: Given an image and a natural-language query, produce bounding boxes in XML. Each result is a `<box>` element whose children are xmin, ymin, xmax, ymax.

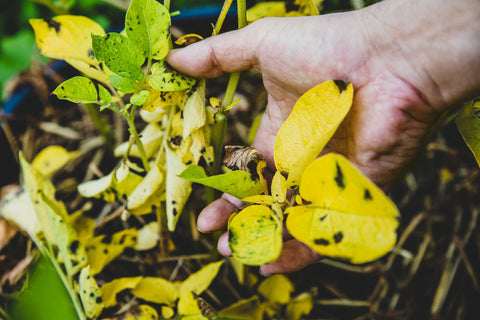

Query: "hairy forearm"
<box><xmin>361</xmin><ymin>0</ymin><xmax>480</xmax><ymax>112</ymax></box>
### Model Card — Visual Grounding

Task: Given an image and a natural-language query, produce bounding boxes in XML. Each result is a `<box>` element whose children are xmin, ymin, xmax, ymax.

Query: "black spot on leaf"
<box><xmin>314</xmin><ymin>238</ymin><xmax>330</xmax><ymax>246</ymax></box>
<box><xmin>170</xmin><ymin>135</ymin><xmax>182</xmax><ymax>146</ymax></box>
<box><xmin>333</xmin><ymin>80</ymin><xmax>349</xmax><ymax>93</ymax></box>
<box><xmin>70</xmin><ymin>240</ymin><xmax>79</xmax><ymax>255</ymax></box>
<box><xmin>364</xmin><ymin>188</ymin><xmax>373</xmax><ymax>200</ymax></box>
<box><xmin>334</xmin><ymin>231</ymin><xmax>344</xmax><ymax>243</ymax></box>
<box><xmin>334</xmin><ymin>162</ymin><xmax>345</xmax><ymax>189</ymax></box>
<box><xmin>45</xmin><ymin>19</ymin><xmax>61</xmax><ymax>33</ymax></box>
<box><xmin>319</xmin><ymin>214</ymin><xmax>328</xmax><ymax>221</ymax></box>
<box><xmin>173</xmin><ymin>208</ymin><xmax>178</xmax><ymax>216</ymax></box>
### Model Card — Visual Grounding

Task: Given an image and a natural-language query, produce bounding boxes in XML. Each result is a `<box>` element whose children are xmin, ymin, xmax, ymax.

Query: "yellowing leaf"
<box><xmin>29</xmin><ymin>16</ymin><xmax>109</xmax><ymax>83</ymax></box>
<box><xmin>86</xmin><ymin>228</ymin><xmax>138</xmax><ymax>274</ymax></box>
<box><xmin>274</xmin><ymin>80</ymin><xmax>353</xmax><ymax>189</ymax></box>
<box><xmin>114</xmin><ymin>123</ymin><xmax>164</xmax><ymax>158</ymax></box>
<box><xmin>161</xmin><ymin>306</ymin><xmax>175</xmax><ymax>319</ymax></box>
<box><xmin>183</xmin><ymin>80</ymin><xmax>206</xmax><ymax>138</ymax></box>
<box><xmin>165</xmin><ymin>146</ymin><xmax>192</xmax><ymax>231</ymax></box>
<box><xmin>246</xmin><ymin>2</ymin><xmax>286</xmax><ymax>22</ymax></box>
<box><xmin>175</xmin><ymin>33</ymin><xmax>203</xmax><ymax>46</ymax></box>
<box><xmin>137</xmin><ymin>305</ymin><xmax>159</xmax><ymax>320</ymax></box>
<box><xmin>456</xmin><ymin>98</ymin><xmax>480</xmax><ymax>167</ymax></box>
<box><xmin>79</xmin><ymin>266</ymin><xmax>104</xmax><ymax>319</ymax></box>
<box><xmin>258</xmin><ymin>274</ymin><xmax>294</xmax><ymax>305</ymax></box>
<box><xmin>271</xmin><ymin>171</ymin><xmax>287</xmax><ymax>203</ymax></box>
<box><xmin>241</xmin><ymin>195</ymin><xmax>274</xmax><ymax>206</ymax></box>
<box><xmin>135</xmin><ymin>222</ymin><xmax>160</xmax><ymax>250</ymax></box>
<box><xmin>286</xmin><ymin>153</ymin><xmax>399</xmax><ymax>264</ymax></box>
<box><xmin>141</xmin><ymin>87</ymin><xmax>188</xmax><ymax>111</ymax></box>
<box><xmin>286</xmin><ymin>292</ymin><xmax>313</xmax><ymax>320</ymax></box>
<box><xmin>177</xmin><ymin>291</ymin><xmax>204</xmax><ymax>317</ymax></box>
<box><xmin>218</xmin><ymin>296</ymin><xmax>263</xmax><ymax>320</ymax></box>
<box><xmin>31</xmin><ymin>145</ymin><xmax>77</xmax><ymax>177</ymax></box>
<box><xmin>127</xmin><ymin>166</ymin><xmax>165</xmax><ymax>215</ymax></box>
<box><xmin>228</xmin><ymin>205</ymin><xmax>282</xmax><ymax>266</ymax></box>
<box><xmin>101</xmin><ymin>276</ymin><xmax>143</xmax><ymax>308</ymax></box>
<box><xmin>131</xmin><ymin>277</ymin><xmax>178</xmax><ymax>305</ymax></box>
<box><xmin>53</xmin><ymin>76</ymin><xmax>111</xmax><ymax>104</ymax></box>
<box><xmin>0</xmin><ymin>186</ymin><xmax>40</xmax><ymax>237</ymax></box>
<box><xmin>179</xmin><ymin>260</ymin><xmax>224</xmax><ymax>297</ymax></box>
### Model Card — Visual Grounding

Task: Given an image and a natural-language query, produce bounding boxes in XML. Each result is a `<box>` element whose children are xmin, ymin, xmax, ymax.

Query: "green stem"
<box><xmin>237</xmin><ymin>0</ymin><xmax>247</xmax><ymax>28</ymax></box>
<box><xmin>221</xmin><ymin>72</ymin><xmax>241</xmax><ymax>112</ymax></box>
<box><xmin>164</xmin><ymin>0</ymin><xmax>170</xmax><ymax>11</ymax></box>
<box><xmin>214</xmin><ymin>0</ymin><xmax>234</xmax><ymax>35</ymax></box>
<box><xmin>127</xmin><ymin>104</ymin><xmax>151</xmax><ymax>171</ymax></box>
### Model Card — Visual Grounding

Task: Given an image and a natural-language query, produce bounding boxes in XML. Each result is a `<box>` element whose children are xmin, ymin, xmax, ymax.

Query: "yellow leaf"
<box><xmin>86</xmin><ymin>228</ymin><xmax>138</xmax><ymax>274</ymax></box>
<box><xmin>177</xmin><ymin>291</ymin><xmax>204</xmax><ymax>317</ymax></box>
<box><xmin>228</xmin><ymin>258</ymin><xmax>245</xmax><ymax>285</ymax></box>
<box><xmin>286</xmin><ymin>292</ymin><xmax>313</xmax><ymax>320</ymax></box>
<box><xmin>183</xmin><ymin>80</ymin><xmax>206</xmax><ymax>138</ymax></box>
<box><xmin>179</xmin><ymin>260</ymin><xmax>224</xmax><ymax>297</ymax></box>
<box><xmin>127</xmin><ymin>165</ymin><xmax>165</xmax><ymax>215</ymax></box>
<box><xmin>114</xmin><ymin>123</ymin><xmax>164</xmax><ymax>158</ymax></box>
<box><xmin>271</xmin><ymin>171</ymin><xmax>287</xmax><ymax>203</ymax></box>
<box><xmin>67</xmin><ymin>207</ymin><xmax>95</xmax><ymax>245</ymax></box>
<box><xmin>189</xmin><ymin>127</ymin><xmax>214</xmax><ymax>166</ymax></box>
<box><xmin>79</xmin><ymin>266</ymin><xmax>104</xmax><ymax>319</ymax></box>
<box><xmin>258</xmin><ymin>275</ymin><xmax>294</xmax><ymax>305</ymax></box>
<box><xmin>455</xmin><ymin>98</ymin><xmax>480</xmax><ymax>167</ymax></box>
<box><xmin>31</xmin><ymin>145</ymin><xmax>76</xmax><ymax>177</ymax></box>
<box><xmin>218</xmin><ymin>296</ymin><xmax>263</xmax><ymax>320</ymax></box>
<box><xmin>141</xmin><ymin>87</ymin><xmax>188</xmax><ymax>111</ymax></box>
<box><xmin>228</xmin><ymin>205</ymin><xmax>282</xmax><ymax>266</ymax></box>
<box><xmin>140</xmin><ymin>106</ymin><xmax>168</xmax><ymax>123</ymax></box>
<box><xmin>286</xmin><ymin>153</ymin><xmax>399</xmax><ymax>264</ymax></box>
<box><xmin>135</xmin><ymin>222</ymin><xmax>160</xmax><ymax>251</ymax></box>
<box><xmin>165</xmin><ymin>146</ymin><xmax>192</xmax><ymax>231</ymax></box>
<box><xmin>137</xmin><ymin>305</ymin><xmax>159</xmax><ymax>320</ymax></box>
<box><xmin>131</xmin><ymin>277</ymin><xmax>178</xmax><ymax>305</ymax></box>
<box><xmin>246</xmin><ymin>2</ymin><xmax>286</xmax><ymax>22</ymax></box>
<box><xmin>30</xmin><ymin>16</ymin><xmax>109</xmax><ymax>83</ymax></box>
<box><xmin>101</xmin><ymin>276</ymin><xmax>143</xmax><ymax>308</ymax></box>
<box><xmin>161</xmin><ymin>306</ymin><xmax>175</xmax><ymax>319</ymax></box>
<box><xmin>0</xmin><ymin>186</ymin><xmax>40</xmax><ymax>238</ymax></box>
<box><xmin>241</xmin><ymin>195</ymin><xmax>274</xmax><ymax>206</ymax></box>
<box><xmin>274</xmin><ymin>80</ymin><xmax>353</xmax><ymax>189</ymax></box>
<box><xmin>175</xmin><ymin>33</ymin><xmax>203</xmax><ymax>46</ymax></box>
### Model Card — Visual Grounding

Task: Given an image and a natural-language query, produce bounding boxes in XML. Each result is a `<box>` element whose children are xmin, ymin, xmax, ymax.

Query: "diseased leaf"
<box><xmin>29</xmin><ymin>15</ymin><xmax>109</xmax><ymax>83</ymax></box>
<box><xmin>246</xmin><ymin>2</ymin><xmax>286</xmax><ymax>22</ymax></box>
<box><xmin>114</xmin><ymin>123</ymin><xmax>164</xmax><ymax>159</ymax></box>
<box><xmin>258</xmin><ymin>274</ymin><xmax>294</xmax><ymax>305</ymax></box>
<box><xmin>241</xmin><ymin>195</ymin><xmax>274</xmax><ymax>206</ymax></box>
<box><xmin>101</xmin><ymin>276</ymin><xmax>143</xmax><ymax>308</ymax></box>
<box><xmin>179</xmin><ymin>260</ymin><xmax>224</xmax><ymax>297</ymax></box>
<box><xmin>456</xmin><ymin>98</ymin><xmax>480</xmax><ymax>167</ymax></box>
<box><xmin>135</xmin><ymin>222</ymin><xmax>160</xmax><ymax>250</ymax></box>
<box><xmin>271</xmin><ymin>171</ymin><xmax>287</xmax><ymax>204</ymax></box>
<box><xmin>131</xmin><ymin>277</ymin><xmax>178</xmax><ymax>305</ymax></box>
<box><xmin>0</xmin><ymin>186</ymin><xmax>40</xmax><ymax>237</ymax></box>
<box><xmin>274</xmin><ymin>80</ymin><xmax>353</xmax><ymax>189</ymax></box>
<box><xmin>183</xmin><ymin>80</ymin><xmax>206</xmax><ymax>137</ymax></box>
<box><xmin>165</xmin><ymin>146</ymin><xmax>192</xmax><ymax>231</ymax></box>
<box><xmin>137</xmin><ymin>305</ymin><xmax>159</xmax><ymax>320</ymax></box>
<box><xmin>127</xmin><ymin>166</ymin><xmax>165</xmax><ymax>215</ymax></box>
<box><xmin>175</xmin><ymin>33</ymin><xmax>203</xmax><ymax>46</ymax></box>
<box><xmin>286</xmin><ymin>153</ymin><xmax>399</xmax><ymax>264</ymax></box>
<box><xmin>178</xmin><ymin>165</ymin><xmax>265</xmax><ymax>200</ymax></box>
<box><xmin>79</xmin><ymin>266</ymin><xmax>104</xmax><ymax>319</ymax></box>
<box><xmin>109</xmin><ymin>74</ymin><xmax>138</xmax><ymax>93</ymax></box>
<box><xmin>125</xmin><ymin>0</ymin><xmax>171</xmax><ymax>60</ymax></box>
<box><xmin>85</xmin><ymin>228</ymin><xmax>138</xmax><ymax>275</ymax></box>
<box><xmin>148</xmin><ymin>71</ymin><xmax>196</xmax><ymax>92</ymax></box>
<box><xmin>286</xmin><ymin>292</ymin><xmax>313</xmax><ymax>320</ymax></box>
<box><xmin>218</xmin><ymin>296</ymin><xmax>263</xmax><ymax>320</ymax></box>
<box><xmin>92</xmin><ymin>33</ymin><xmax>144</xmax><ymax>80</ymax></box>
<box><xmin>67</xmin><ymin>208</ymin><xmax>95</xmax><ymax>246</ymax></box>
<box><xmin>141</xmin><ymin>86</ymin><xmax>188</xmax><ymax>111</ymax></box>
<box><xmin>53</xmin><ymin>76</ymin><xmax>111</xmax><ymax>104</ymax></box>
<box><xmin>31</xmin><ymin>145</ymin><xmax>77</xmax><ymax>178</ymax></box>
<box><xmin>228</xmin><ymin>205</ymin><xmax>282</xmax><ymax>266</ymax></box>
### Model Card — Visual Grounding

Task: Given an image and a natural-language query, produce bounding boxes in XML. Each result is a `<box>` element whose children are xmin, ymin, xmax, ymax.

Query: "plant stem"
<box><xmin>214</xmin><ymin>0</ymin><xmax>234</xmax><ymax>35</ymax></box>
<box><xmin>127</xmin><ymin>104</ymin><xmax>150</xmax><ymax>171</ymax></box>
<box><xmin>164</xmin><ymin>0</ymin><xmax>170</xmax><ymax>11</ymax></box>
<box><xmin>237</xmin><ymin>0</ymin><xmax>247</xmax><ymax>28</ymax></box>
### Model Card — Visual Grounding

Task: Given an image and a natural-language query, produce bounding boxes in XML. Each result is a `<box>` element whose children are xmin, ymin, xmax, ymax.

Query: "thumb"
<box><xmin>166</xmin><ymin>23</ymin><xmax>261</xmax><ymax>78</ymax></box>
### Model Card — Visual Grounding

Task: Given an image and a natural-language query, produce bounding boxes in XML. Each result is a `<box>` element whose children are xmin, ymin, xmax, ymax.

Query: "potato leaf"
<box><xmin>258</xmin><ymin>275</ymin><xmax>294</xmax><ymax>305</ymax></box>
<box><xmin>31</xmin><ymin>145</ymin><xmax>77</xmax><ymax>178</ymax></box>
<box><xmin>246</xmin><ymin>2</ymin><xmax>286</xmax><ymax>22</ymax></box>
<box><xmin>127</xmin><ymin>166</ymin><xmax>165</xmax><ymax>215</ymax></box>
<box><xmin>109</xmin><ymin>75</ymin><xmax>138</xmax><ymax>93</ymax></box>
<box><xmin>92</xmin><ymin>33</ymin><xmax>145</xmax><ymax>80</ymax></box>
<box><xmin>53</xmin><ymin>76</ymin><xmax>111</xmax><ymax>104</ymax></box>
<box><xmin>114</xmin><ymin>123</ymin><xmax>164</xmax><ymax>159</ymax></box>
<box><xmin>148</xmin><ymin>71</ymin><xmax>196</xmax><ymax>92</ymax></box>
<box><xmin>137</xmin><ymin>305</ymin><xmax>159</xmax><ymax>320</ymax></box>
<box><xmin>274</xmin><ymin>80</ymin><xmax>353</xmax><ymax>189</ymax></box>
<box><xmin>286</xmin><ymin>153</ymin><xmax>399</xmax><ymax>264</ymax></box>
<box><xmin>141</xmin><ymin>87</ymin><xmax>188</xmax><ymax>111</ymax></box>
<box><xmin>29</xmin><ymin>15</ymin><xmax>109</xmax><ymax>83</ymax></box>
<box><xmin>179</xmin><ymin>260</ymin><xmax>224</xmax><ymax>297</ymax></box>
<box><xmin>131</xmin><ymin>277</ymin><xmax>178</xmax><ymax>305</ymax></box>
<box><xmin>228</xmin><ymin>205</ymin><xmax>283</xmax><ymax>266</ymax></box>
<box><xmin>217</xmin><ymin>296</ymin><xmax>263</xmax><ymax>320</ymax></box>
<box><xmin>135</xmin><ymin>222</ymin><xmax>160</xmax><ymax>250</ymax></box>
<box><xmin>0</xmin><ymin>187</ymin><xmax>40</xmax><ymax>237</ymax></box>
<box><xmin>101</xmin><ymin>276</ymin><xmax>143</xmax><ymax>308</ymax></box>
<box><xmin>125</xmin><ymin>0</ymin><xmax>171</xmax><ymax>60</ymax></box>
<box><xmin>183</xmin><ymin>80</ymin><xmax>206</xmax><ymax>137</ymax></box>
<box><xmin>286</xmin><ymin>292</ymin><xmax>314</xmax><ymax>320</ymax></box>
<box><xmin>456</xmin><ymin>98</ymin><xmax>480</xmax><ymax>167</ymax></box>
<box><xmin>178</xmin><ymin>165</ymin><xmax>265</xmax><ymax>200</ymax></box>
<box><xmin>79</xmin><ymin>266</ymin><xmax>104</xmax><ymax>319</ymax></box>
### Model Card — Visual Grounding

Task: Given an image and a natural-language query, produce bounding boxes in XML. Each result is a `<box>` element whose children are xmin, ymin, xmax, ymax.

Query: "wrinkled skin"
<box><xmin>167</xmin><ymin>0</ymin><xmax>480</xmax><ymax>274</ymax></box>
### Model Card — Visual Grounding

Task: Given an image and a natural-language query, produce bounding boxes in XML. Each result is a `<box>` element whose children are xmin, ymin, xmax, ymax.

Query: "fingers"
<box><xmin>260</xmin><ymin>239</ymin><xmax>322</xmax><ymax>275</ymax></box>
<box><xmin>167</xmin><ymin>22</ymin><xmax>263</xmax><ymax>78</ymax></box>
<box><xmin>197</xmin><ymin>193</ymin><xmax>244</xmax><ymax>233</ymax></box>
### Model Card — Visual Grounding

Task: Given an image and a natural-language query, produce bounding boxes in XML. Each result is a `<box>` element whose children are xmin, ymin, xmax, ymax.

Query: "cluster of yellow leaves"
<box><xmin>246</xmin><ymin>0</ymin><xmax>324</xmax><ymax>22</ymax></box>
<box><xmin>229</xmin><ymin>80</ymin><xmax>400</xmax><ymax>266</ymax></box>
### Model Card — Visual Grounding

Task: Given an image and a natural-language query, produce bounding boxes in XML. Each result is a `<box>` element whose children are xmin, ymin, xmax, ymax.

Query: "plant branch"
<box><xmin>127</xmin><ymin>104</ymin><xmax>150</xmax><ymax>171</ymax></box>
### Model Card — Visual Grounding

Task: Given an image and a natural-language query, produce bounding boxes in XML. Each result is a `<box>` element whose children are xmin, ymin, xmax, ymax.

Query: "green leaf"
<box><xmin>148</xmin><ymin>71</ymin><xmax>196</xmax><ymax>92</ymax></box>
<box><xmin>109</xmin><ymin>74</ymin><xmax>137</xmax><ymax>93</ymax></box>
<box><xmin>130</xmin><ymin>90</ymin><xmax>151</xmax><ymax>106</ymax></box>
<box><xmin>53</xmin><ymin>76</ymin><xmax>111</xmax><ymax>104</ymax></box>
<box><xmin>92</xmin><ymin>33</ymin><xmax>144</xmax><ymax>80</ymax></box>
<box><xmin>456</xmin><ymin>98</ymin><xmax>480</xmax><ymax>167</ymax></box>
<box><xmin>179</xmin><ymin>165</ymin><xmax>265</xmax><ymax>199</ymax></box>
<box><xmin>125</xmin><ymin>0</ymin><xmax>171</xmax><ymax>60</ymax></box>
<box><xmin>79</xmin><ymin>266</ymin><xmax>104</xmax><ymax>319</ymax></box>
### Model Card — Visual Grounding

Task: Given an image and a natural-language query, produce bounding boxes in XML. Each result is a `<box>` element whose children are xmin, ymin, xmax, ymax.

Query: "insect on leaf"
<box><xmin>101</xmin><ymin>276</ymin><xmax>143</xmax><ymax>308</ymax></box>
<box><xmin>286</xmin><ymin>153</ymin><xmax>399</xmax><ymax>264</ymax></box>
<box><xmin>228</xmin><ymin>205</ymin><xmax>283</xmax><ymax>266</ymax></box>
<box><xmin>178</xmin><ymin>165</ymin><xmax>265</xmax><ymax>200</ymax></box>
<box><xmin>29</xmin><ymin>15</ymin><xmax>109</xmax><ymax>83</ymax></box>
<box><xmin>53</xmin><ymin>76</ymin><xmax>111</xmax><ymax>104</ymax></box>
<box><xmin>31</xmin><ymin>145</ymin><xmax>77</xmax><ymax>178</ymax></box>
<box><xmin>92</xmin><ymin>33</ymin><xmax>145</xmax><ymax>80</ymax></box>
<box><xmin>456</xmin><ymin>98</ymin><xmax>480</xmax><ymax>167</ymax></box>
<box><xmin>79</xmin><ymin>266</ymin><xmax>104</xmax><ymax>319</ymax></box>
<box><xmin>274</xmin><ymin>80</ymin><xmax>353</xmax><ymax>189</ymax></box>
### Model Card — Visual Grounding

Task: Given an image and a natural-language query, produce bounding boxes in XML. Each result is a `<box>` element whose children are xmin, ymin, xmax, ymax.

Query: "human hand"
<box><xmin>167</xmin><ymin>0</ymin><xmax>480</xmax><ymax>274</ymax></box>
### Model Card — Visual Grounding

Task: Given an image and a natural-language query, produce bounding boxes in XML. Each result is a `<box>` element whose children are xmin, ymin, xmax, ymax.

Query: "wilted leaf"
<box><xmin>125</xmin><ymin>0</ymin><xmax>171</xmax><ymax>60</ymax></box>
<box><xmin>92</xmin><ymin>33</ymin><xmax>145</xmax><ymax>80</ymax></box>
<box><xmin>175</xmin><ymin>33</ymin><xmax>203</xmax><ymax>46</ymax></box>
<box><xmin>29</xmin><ymin>15</ymin><xmax>109</xmax><ymax>83</ymax></box>
<box><xmin>114</xmin><ymin>123</ymin><xmax>164</xmax><ymax>158</ymax></box>
<box><xmin>258</xmin><ymin>274</ymin><xmax>294</xmax><ymax>305</ymax></box>
<box><xmin>135</xmin><ymin>222</ymin><xmax>160</xmax><ymax>250</ymax></box>
<box><xmin>183</xmin><ymin>80</ymin><xmax>206</xmax><ymax>137</ymax></box>
<box><xmin>137</xmin><ymin>305</ymin><xmax>159</xmax><ymax>320</ymax></box>
<box><xmin>101</xmin><ymin>276</ymin><xmax>143</xmax><ymax>308</ymax></box>
<box><xmin>241</xmin><ymin>195</ymin><xmax>274</xmax><ymax>206</ymax></box>
<box><xmin>228</xmin><ymin>205</ymin><xmax>282</xmax><ymax>266</ymax></box>
<box><xmin>271</xmin><ymin>171</ymin><xmax>287</xmax><ymax>204</ymax></box>
<box><xmin>177</xmin><ymin>291</ymin><xmax>205</xmax><ymax>318</ymax></box>
<box><xmin>79</xmin><ymin>266</ymin><xmax>104</xmax><ymax>319</ymax></box>
<box><xmin>456</xmin><ymin>98</ymin><xmax>480</xmax><ymax>167</ymax></box>
<box><xmin>131</xmin><ymin>277</ymin><xmax>178</xmax><ymax>305</ymax></box>
<box><xmin>246</xmin><ymin>2</ymin><xmax>286</xmax><ymax>22</ymax></box>
<box><xmin>141</xmin><ymin>87</ymin><xmax>188</xmax><ymax>111</ymax></box>
<box><xmin>274</xmin><ymin>80</ymin><xmax>353</xmax><ymax>189</ymax></box>
<box><xmin>53</xmin><ymin>76</ymin><xmax>111</xmax><ymax>104</ymax></box>
<box><xmin>179</xmin><ymin>260</ymin><xmax>224</xmax><ymax>297</ymax></box>
<box><xmin>178</xmin><ymin>165</ymin><xmax>265</xmax><ymax>199</ymax></box>
<box><xmin>127</xmin><ymin>166</ymin><xmax>165</xmax><ymax>215</ymax></box>
<box><xmin>286</xmin><ymin>153</ymin><xmax>399</xmax><ymax>264</ymax></box>
<box><xmin>218</xmin><ymin>296</ymin><xmax>263</xmax><ymax>320</ymax></box>
<box><xmin>286</xmin><ymin>292</ymin><xmax>313</xmax><ymax>320</ymax></box>
<box><xmin>67</xmin><ymin>208</ymin><xmax>95</xmax><ymax>246</ymax></box>
<box><xmin>0</xmin><ymin>186</ymin><xmax>40</xmax><ymax>237</ymax></box>
<box><xmin>31</xmin><ymin>145</ymin><xmax>77</xmax><ymax>178</ymax></box>
<box><xmin>86</xmin><ymin>228</ymin><xmax>138</xmax><ymax>275</ymax></box>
